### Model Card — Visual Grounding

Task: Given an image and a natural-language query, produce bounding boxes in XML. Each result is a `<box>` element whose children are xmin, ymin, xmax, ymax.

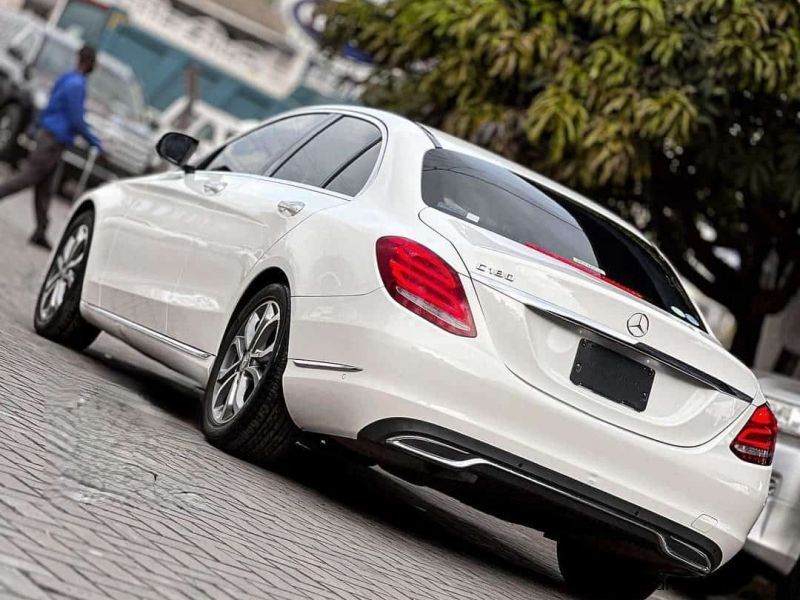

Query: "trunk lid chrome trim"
<box><xmin>472</xmin><ymin>273</ymin><xmax>753</xmax><ymax>404</ymax></box>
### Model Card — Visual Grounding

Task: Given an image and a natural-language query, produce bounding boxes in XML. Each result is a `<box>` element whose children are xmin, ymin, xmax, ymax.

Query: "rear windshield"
<box><xmin>421</xmin><ymin>149</ymin><xmax>704</xmax><ymax>330</ymax></box>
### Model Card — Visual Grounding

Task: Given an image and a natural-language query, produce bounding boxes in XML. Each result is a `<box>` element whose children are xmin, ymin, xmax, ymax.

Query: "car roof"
<box><xmin>307</xmin><ymin>104</ymin><xmax>652</xmax><ymax>244</ymax></box>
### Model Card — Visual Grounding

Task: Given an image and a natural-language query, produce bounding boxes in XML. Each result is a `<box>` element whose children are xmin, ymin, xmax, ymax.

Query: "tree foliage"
<box><xmin>319</xmin><ymin>0</ymin><xmax>800</xmax><ymax>362</ymax></box>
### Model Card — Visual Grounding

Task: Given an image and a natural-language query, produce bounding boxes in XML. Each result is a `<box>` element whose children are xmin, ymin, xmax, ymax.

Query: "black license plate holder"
<box><xmin>570</xmin><ymin>339</ymin><xmax>655</xmax><ymax>412</ymax></box>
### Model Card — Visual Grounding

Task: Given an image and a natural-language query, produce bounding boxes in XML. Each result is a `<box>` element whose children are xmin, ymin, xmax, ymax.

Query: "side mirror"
<box><xmin>156</xmin><ymin>132</ymin><xmax>198</xmax><ymax>172</ymax></box>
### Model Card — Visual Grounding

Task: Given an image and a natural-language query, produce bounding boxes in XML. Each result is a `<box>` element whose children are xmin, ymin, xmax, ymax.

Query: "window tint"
<box><xmin>325</xmin><ymin>142</ymin><xmax>381</xmax><ymax>196</ymax></box>
<box><xmin>272</xmin><ymin>117</ymin><xmax>381</xmax><ymax>188</ymax></box>
<box><xmin>422</xmin><ymin>149</ymin><xmax>704</xmax><ymax>330</ymax></box>
<box><xmin>207</xmin><ymin>113</ymin><xmax>327</xmax><ymax>175</ymax></box>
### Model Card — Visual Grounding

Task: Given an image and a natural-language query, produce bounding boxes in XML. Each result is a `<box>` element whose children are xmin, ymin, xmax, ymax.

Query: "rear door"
<box><xmin>418</xmin><ymin>148</ymin><xmax>756</xmax><ymax>447</ymax></box>
<box><xmin>165</xmin><ymin>113</ymin><xmax>384</xmax><ymax>355</ymax></box>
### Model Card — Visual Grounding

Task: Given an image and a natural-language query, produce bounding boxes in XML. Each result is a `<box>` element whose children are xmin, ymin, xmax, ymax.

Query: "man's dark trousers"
<box><xmin>0</xmin><ymin>130</ymin><xmax>64</xmax><ymax>237</ymax></box>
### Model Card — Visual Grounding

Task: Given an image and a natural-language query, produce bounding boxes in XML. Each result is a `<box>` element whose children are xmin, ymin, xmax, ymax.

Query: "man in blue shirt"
<box><xmin>0</xmin><ymin>46</ymin><xmax>102</xmax><ymax>250</ymax></box>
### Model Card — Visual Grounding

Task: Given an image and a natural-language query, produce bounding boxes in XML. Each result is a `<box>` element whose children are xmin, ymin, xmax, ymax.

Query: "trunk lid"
<box><xmin>420</xmin><ymin>207</ymin><xmax>756</xmax><ymax>447</ymax></box>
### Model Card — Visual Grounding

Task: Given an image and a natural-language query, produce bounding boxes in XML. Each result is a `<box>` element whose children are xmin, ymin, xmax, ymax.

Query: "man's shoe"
<box><xmin>28</xmin><ymin>233</ymin><xmax>52</xmax><ymax>251</ymax></box>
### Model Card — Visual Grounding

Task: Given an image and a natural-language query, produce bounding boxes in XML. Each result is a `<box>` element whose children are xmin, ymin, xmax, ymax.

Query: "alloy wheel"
<box><xmin>211</xmin><ymin>300</ymin><xmax>281</xmax><ymax>425</ymax></box>
<box><xmin>38</xmin><ymin>224</ymin><xmax>89</xmax><ymax>322</ymax></box>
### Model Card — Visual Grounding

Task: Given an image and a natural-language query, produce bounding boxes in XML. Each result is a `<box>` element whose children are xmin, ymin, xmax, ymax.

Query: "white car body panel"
<box><xmin>66</xmin><ymin>105</ymin><xmax>770</xmax><ymax>574</ymax></box>
<box><xmin>283</xmin><ymin>289</ymin><xmax>768</xmax><ymax>564</ymax></box>
<box><xmin>418</xmin><ymin>208</ymin><xmax>754</xmax><ymax>447</ymax></box>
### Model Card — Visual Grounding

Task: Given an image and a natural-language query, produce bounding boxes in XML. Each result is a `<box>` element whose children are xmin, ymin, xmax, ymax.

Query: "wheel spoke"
<box><xmin>61</xmin><ymin>237</ymin><xmax>76</xmax><ymax>264</ymax></box>
<box><xmin>232</xmin><ymin>375</ymin><xmax>248</xmax><ymax>412</ymax></box>
<box><xmin>212</xmin><ymin>370</ymin><xmax>235</xmax><ymax>412</ymax></box>
<box><xmin>43</xmin><ymin>272</ymin><xmax>61</xmax><ymax>293</ymax></box>
<box><xmin>74</xmin><ymin>225</ymin><xmax>88</xmax><ymax>245</ymax></box>
<box><xmin>244</xmin><ymin>365</ymin><xmax>262</xmax><ymax>388</ymax></box>
<box><xmin>50</xmin><ymin>280</ymin><xmax>66</xmax><ymax>310</ymax></box>
<box><xmin>221</xmin><ymin>374</ymin><xmax>241</xmax><ymax>417</ymax></box>
<box><xmin>252</xmin><ymin>309</ymin><xmax>279</xmax><ymax>349</ymax></box>
<box><xmin>216</xmin><ymin>361</ymin><xmax>238</xmax><ymax>384</ymax></box>
<box><xmin>250</xmin><ymin>340</ymin><xmax>275</xmax><ymax>362</ymax></box>
<box><xmin>223</xmin><ymin>373</ymin><xmax>247</xmax><ymax>417</ymax></box>
<box><xmin>243</xmin><ymin>311</ymin><xmax>260</xmax><ymax>349</ymax></box>
<box><xmin>232</xmin><ymin>335</ymin><xmax>246</xmax><ymax>361</ymax></box>
<box><xmin>64</xmin><ymin>252</ymin><xmax>85</xmax><ymax>271</ymax></box>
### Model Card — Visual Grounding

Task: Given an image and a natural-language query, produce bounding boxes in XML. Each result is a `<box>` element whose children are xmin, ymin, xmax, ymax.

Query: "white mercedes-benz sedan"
<box><xmin>34</xmin><ymin>106</ymin><xmax>776</xmax><ymax>599</ymax></box>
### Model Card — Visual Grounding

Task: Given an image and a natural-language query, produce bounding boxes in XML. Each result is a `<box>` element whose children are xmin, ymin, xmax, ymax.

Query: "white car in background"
<box><xmin>746</xmin><ymin>371</ymin><xmax>800</xmax><ymax>600</ymax></box>
<box><xmin>34</xmin><ymin>106</ymin><xmax>776</xmax><ymax>600</ymax></box>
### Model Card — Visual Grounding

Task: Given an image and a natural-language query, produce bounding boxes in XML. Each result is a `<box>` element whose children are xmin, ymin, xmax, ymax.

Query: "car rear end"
<box><xmin>285</xmin><ymin>127</ymin><xmax>775</xmax><ymax>577</ymax></box>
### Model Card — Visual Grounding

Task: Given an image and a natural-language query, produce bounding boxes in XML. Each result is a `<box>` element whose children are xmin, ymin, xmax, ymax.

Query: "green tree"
<box><xmin>319</xmin><ymin>0</ymin><xmax>800</xmax><ymax>364</ymax></box>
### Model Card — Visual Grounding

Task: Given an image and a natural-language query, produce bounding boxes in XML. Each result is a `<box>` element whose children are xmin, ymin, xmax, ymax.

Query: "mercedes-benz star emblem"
<box><xmin>627</xmin><ymin>313</ymin><xmax>650</xmax><ymax>337</ymax></box>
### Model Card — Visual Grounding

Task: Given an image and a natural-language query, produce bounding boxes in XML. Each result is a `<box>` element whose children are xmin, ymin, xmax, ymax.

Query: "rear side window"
<box><xmin>272</xmin><ymin>116</ymin><xmax>381</xmax><ymax>189</ymax></box>
<box><xmin>421</xmin><ymin>149</ymin><xmax>704</xmax><ymax>330</ymax></box>
<box><xmin>325</xmin><ymin>141</ymin><xmax>382</xmax><ymax>196</ymax></box>
<box><xmin>206</xmin><ymin>113</ymin><xmax>327</xmax><ymax>175</ymax></box>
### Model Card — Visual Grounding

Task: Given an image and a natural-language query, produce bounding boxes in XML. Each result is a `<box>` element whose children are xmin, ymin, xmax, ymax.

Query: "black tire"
<box><xmin>778</xmin><ymin>560</ymin><xmax>800</xmax><ymax>600</ymax></box>
<box><xmin>202</xmin><ymin>283</ymin><xmax>298</xmax><ymax>464</ymax></box>
<box><xmin>33</xmin><ymin>210</ymin><xmax>100</xmax><ymax>350</ymax></box>
<box><xmin>558</xmin><ymin>537</ymin><xmax>661</xmax><ymax>600</ymax></box>
<box><xmin>0</xmin><ymin>103</ymin><xmax>24</xmax><ymax>160</ymax></box>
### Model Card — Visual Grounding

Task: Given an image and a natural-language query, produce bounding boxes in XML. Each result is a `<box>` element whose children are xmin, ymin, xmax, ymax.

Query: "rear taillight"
<box><xmin>731</xmin><ymin>405</ymin><xmax>779</xmax><ymax>466</ymax></box>
<box><xmin>376</xmin><ymin>236</ymin><xmax>476</xmax><ymax>337</ymax></box>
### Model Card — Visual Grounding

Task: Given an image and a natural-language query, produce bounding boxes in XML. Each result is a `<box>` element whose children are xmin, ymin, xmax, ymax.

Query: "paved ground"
<box><xmin>0</xmin><ymin>182</ymin><xmax>774</xmax><ymax>599</ymax></box>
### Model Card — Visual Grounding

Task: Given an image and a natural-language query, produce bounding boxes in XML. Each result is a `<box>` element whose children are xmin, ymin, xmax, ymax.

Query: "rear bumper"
<box><xmin>360</xmin><ymin>418</ymin><xmax>722</xmax><ymax>575</ymax></box>
<box><xmin>284</xmin><ymin>290</ymin><xmax>771</xmax><ymax>570</ymax></box>
<box><xmin>745</xmin><ymin>435</ymin><xmax>800</xmax><ymax>575</ymax></box>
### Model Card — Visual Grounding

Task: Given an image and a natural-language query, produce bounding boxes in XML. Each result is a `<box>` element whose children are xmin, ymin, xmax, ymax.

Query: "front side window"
<box><xmin>422</xmin><ymin>149</ymin><xmax>704</xmax><ymax>330</ymax></box>
<box><xmin>272</xmin><ymin>116</ymin><xmax>381</xmax><ymax>189</ymax></box>
<box><xmin>206</xmin><ymin>113</ymin><xmax>328</xmax><ymax>175</ymax></box>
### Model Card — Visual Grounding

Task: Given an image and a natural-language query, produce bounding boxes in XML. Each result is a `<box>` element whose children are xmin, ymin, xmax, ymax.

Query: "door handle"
<box><xmin>203</xmin><ymin>181</ymin><xmax>227</xmax><ymax>195</ymax></box>
<box><xmin>278</xmin><ymin>200</ymin><xmax>305</xmax><ymax>217</ymax></box>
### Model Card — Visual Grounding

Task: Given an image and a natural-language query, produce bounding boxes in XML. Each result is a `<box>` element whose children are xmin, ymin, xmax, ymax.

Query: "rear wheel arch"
<box><xmin>232</xmin><ymin>267</ymin><xmax>291</xmax><ymax>320</ymax></box>
<box><xmin>72</xmin><ymin>198</ymin><xmax>96</xmax><ymax>220</ymax></box>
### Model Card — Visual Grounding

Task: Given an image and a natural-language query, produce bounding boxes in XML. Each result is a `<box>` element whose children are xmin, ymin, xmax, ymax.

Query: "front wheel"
<box><xmin>778</xmin><ymin>560</ymin><xmax>799</xmax><ymax>600</ymax></box>
<box><xmin>557</xmin><ymin>537</ymin><xmax>661</xmax><ymax>600</ymax></box>
<box><xmin>201</xmin><ymin>283</ymin><xmax>298</xmax><ymax>464</ymax></box>
<box><xmin>34</xmin><ymin>211</ymin><xmax>100</xmax><ymax>350</ymax></box>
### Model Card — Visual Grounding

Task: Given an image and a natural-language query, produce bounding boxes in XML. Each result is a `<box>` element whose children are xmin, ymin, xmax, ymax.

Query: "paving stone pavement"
<box><xmin>0</xmin><ymin>183</ymin><xmax>769</xmax><ymax>600</ymax></box>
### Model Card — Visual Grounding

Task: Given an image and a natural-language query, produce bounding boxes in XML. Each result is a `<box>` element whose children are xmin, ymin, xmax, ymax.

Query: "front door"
<box><xmin>97</xmin><ymin>112</ymin><xmax>334</xmax><ymax>337</ymax></box>
<box><xmin>96</xmin><ymin>172</ymin><xmax>189</xmax><ymax>334</ymax></box>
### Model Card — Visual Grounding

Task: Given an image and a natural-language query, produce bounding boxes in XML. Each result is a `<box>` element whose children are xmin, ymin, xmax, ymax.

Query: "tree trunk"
<box><xmin>729</xmin><ymin>312</ymin><xmax>765</xmax><ymax>366</ymax></box>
